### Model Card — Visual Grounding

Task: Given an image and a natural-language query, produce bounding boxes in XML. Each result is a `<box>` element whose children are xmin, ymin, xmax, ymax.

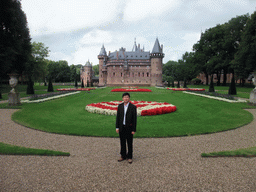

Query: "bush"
<box><xmin>81</xmin><ymin>80</ymin><xmax>84</xmax><ymax>88</ymax></box>
<box><xmin>191</xmin><ymin>78</ymin><xmax>201</xmax><ymax>85</ymax></box>
<box><xmin>91</xmin><ymin>81</ymin><xmax>93</xmax><ymax>87</ymax></box>
<box><xmin>87</xmin><ymin>80</ymin><xmax>89</xmax><ymax>87</ymax></box>
<box><xmin>228</xmin><ymin>74</ymin><xmax>237</xmax><ymax>95</ymax></box>
<box><xmin>47</xmin><ymin>77</ymin><xmax>54</xmax><ymax>92</ymax></box>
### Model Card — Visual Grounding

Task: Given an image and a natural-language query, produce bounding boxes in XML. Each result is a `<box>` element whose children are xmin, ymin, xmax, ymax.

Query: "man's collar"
<box><xmin>124</xmin><ymin>101</ymin><xmax>129</xmax><ymax>106</ymax></box>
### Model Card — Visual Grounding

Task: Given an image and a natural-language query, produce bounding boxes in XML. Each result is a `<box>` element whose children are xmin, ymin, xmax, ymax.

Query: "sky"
<box><xmin>21</xmin><ymin>0</ymin><xmax>256</xmax><ymax>66</ymax></box>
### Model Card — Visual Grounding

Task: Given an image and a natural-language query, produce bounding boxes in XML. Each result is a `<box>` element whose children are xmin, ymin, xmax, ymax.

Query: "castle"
<box><xmin>80</xmin><ymin>38</ymin><xmax>165</xmax><ymax>87</ymax></box>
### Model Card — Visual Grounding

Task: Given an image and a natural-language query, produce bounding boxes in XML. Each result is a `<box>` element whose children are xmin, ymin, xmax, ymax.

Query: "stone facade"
<box><xmin>80</xmin><ymin>60</ymin><xmax>96</xmax><ymax>86</ymax></box>
<box><xmin>97</xmin><ymin>38</ymin><xmax>164</xmax><ymax>87</ymax></box>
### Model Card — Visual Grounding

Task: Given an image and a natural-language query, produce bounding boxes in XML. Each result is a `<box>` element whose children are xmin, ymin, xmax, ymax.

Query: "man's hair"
<box><xmin>122</xmin><ymin>92</ymin><xmax>130</xmax><ymax>98</ymax></box>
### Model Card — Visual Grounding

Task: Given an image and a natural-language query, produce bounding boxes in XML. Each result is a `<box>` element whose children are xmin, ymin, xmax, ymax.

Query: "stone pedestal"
<box><xmin>249</xmin><ymin>89</ymin><xmax>256</xmax><ymax>104</ymax></box>
<box><xmin>8</xmin><ymin>92</ymin><xmax>21</xmax><ymax>106</ymax></box>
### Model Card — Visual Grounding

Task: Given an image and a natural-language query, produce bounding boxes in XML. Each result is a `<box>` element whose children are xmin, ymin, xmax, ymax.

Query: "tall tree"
<box><xmin>0</xmin><ymin>0</ymin><xmax>31</xmax><ymax>93</ymax></box>
<box><xmin>233</xmin><ymin>11</ymin><xmax>256</xmax><ymax>84</ymax></box>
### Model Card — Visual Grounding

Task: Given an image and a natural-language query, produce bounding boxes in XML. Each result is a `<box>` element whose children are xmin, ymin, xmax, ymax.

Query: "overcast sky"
<box><xmin>21</xmin><ymin>0</ymin><xmax>256</xmax><ymax>66</ymax></box>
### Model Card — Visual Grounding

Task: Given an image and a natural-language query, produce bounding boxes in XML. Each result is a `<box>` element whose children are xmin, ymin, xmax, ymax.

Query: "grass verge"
<box><xmin>0</xmin><ymin>142</ymin><xmax>70</xmax><ymax>156</ymax></box>
<box><xmin>201</xmin><ymin>146</ymin><xmax>256</xmax><ymax>157</ymax></box>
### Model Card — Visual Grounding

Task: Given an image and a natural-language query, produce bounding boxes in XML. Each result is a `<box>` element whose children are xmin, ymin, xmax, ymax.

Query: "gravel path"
<box><xmin>0</xmin><ymin>109</ymin><xmax>256</xmax><ymax>191</ymax></box>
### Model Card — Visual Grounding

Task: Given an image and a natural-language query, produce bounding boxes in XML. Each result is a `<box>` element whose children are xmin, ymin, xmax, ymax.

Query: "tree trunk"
<box><xmin>216</xmin><ymin>71</ymin><xmax>221</xmax><ymax>86</ymax></box>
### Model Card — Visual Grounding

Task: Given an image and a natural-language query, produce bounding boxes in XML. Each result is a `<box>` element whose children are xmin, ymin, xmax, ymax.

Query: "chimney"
<box><xmin>109</xmin><ymin>51</ymin><xmax>110</xmax><ymax>55</ymax></box>
<box><xmin>161</xmin><ymin>44</ymin><xmax>163</xmax><ymax>53</ymax></box>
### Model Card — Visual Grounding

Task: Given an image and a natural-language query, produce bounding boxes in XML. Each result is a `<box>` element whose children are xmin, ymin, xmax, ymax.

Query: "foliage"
<box><xmin>47</xmin><ymin>60</ymin><xmax>71</xmax><ymax>82</ymax></box>
<box><xmin>233</xmin><ymin>11</ymin><xmax>256</xmax><ymax>80</ymax></box>
<box><xmin>87</xmin><ymin>80</ymin><xmax>89</xmax><ymax>87</ymax></box>
<box><xmin>0</xmin><ymin>0</ymin><xmax>31</xmax><ymax>79</ymax></box>
<box><xmin>81</xmin><ymin>79</ymin><xmax>84</xmax><ymax>88</ymax></box>
<box><xmin>191</xmin><ymin>78</ymin><xmax>201</xmax><ymax>85</ymax></box>
<box><xmin>92</xmin><ymin>64</ymin><xmax>99</xmax><ymax>76</ymax></box>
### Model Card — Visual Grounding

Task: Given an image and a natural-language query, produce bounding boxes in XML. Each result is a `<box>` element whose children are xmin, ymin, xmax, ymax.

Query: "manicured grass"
<box><xmin>0</xmin><ymin>85</ymin><xmax>76</xmax><ymax>100</ymax></box>
<box><xmin>11</xmin><ymin>86</ymin><xmax>254</xmax><ymax>138</ymax></box>
<box><xmin>0</xmin><ymin>103</ymin><xmax>22</xmax><ymax>109</ymax></box>
<box><xmin>0</xmin><ymin>142</ymin><xmax>70</xmax><ymax>156</ymax></box>
<box><xmin>187</xmin><ymin>85</ymin><xmax>253</xmax><ymax>99</ymax></box>
<box><xmin>201</xmin><ymin>146</ymin><xmax>256</xmax><ymax>157</ymax></box>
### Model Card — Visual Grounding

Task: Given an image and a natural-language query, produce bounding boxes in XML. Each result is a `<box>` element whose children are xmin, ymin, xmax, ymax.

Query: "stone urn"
<box><xmin>249</xmin><ymin>71</ymin><xmax>256</xmax><ymax>104</ymax></box>
<box><xmin>8</xmin><ymin>73</ymin><xmax>21</xmax><ymax>106</ymax></box>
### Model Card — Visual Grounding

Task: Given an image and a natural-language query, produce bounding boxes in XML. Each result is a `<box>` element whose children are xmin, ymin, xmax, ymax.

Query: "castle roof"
<box><xmin>99</xmin><ymin>44</ymin><xmax>107</xmax><ymax>56</ymax></box>
<box><xmin>85</xmin><ymin>59</ymin><xmax>92</xmax><ymax>66</ymax></box>
<box><xmin>152</xmin><ymin>38</ymin><xmax>162</xmax><ymax>53</ymax></box>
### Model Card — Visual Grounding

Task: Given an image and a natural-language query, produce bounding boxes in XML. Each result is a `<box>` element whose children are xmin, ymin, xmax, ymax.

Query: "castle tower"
<box><xmin>150</xmin><ymin>38</ymin><xmax>164</xmax><ymax>86</ymax></box>
<box><xmin>98</xmin><ymin>44</ymin><xmax>108</xmax><ymax>86</ymax></box>
<box><xmin>81</xmin><ymin>60</ymin><xmax>93</xmax><ymax>86</ymax></box>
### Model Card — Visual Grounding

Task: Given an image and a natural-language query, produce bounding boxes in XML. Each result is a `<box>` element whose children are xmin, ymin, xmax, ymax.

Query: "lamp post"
<box><xmin>8</xmin><ymin>72</ymin><xmax>21</xmax><ymax>106</ymax></box>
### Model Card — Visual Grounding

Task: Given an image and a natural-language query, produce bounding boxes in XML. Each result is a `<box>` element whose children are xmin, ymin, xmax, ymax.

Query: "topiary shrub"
<box><xmin>168</xmin><ymin>81</ymin><xmax>170</xmax><ymax>87</ymax></box>
<box><xmin>91</xmin><ymin>81</ymin><xmax>93</xmax><ymax>87</ymax></box>
<box><xmin>47</xmin><ymin>77</ymin><xmax>54</xmax><ymax>92</ymax></box>
<box><xmin>81</xmin><ymin>80</ymin><xmax>84</xmax><ymax>88</ymax></box>
<box><xmin>177</xmin><ymin>81</ymin><xmax>180</xmax><ymax>88</ymax></box>
<box><xmin>183</xmin><ymin>79</ymin><xmax>187</xmax><ymax>88</ymax></box>
<box><xmin>171</xmin><ymin>80</ymin><xmax>175</xmax><ymax>87</ymax></box>
<box><xmin>0</xmin><ymin>91</ymin><xmax>2</xmax><ymax>99</ymax></box>
<box><xmin>228</xmin><ymin>74</ymin><xmax>237</xmax><ymax>95</ymax></box>
<box><xmin>209</xmin><ymin>75</ymin><xmax>215</xmax><ymax>92</ymax></box>
<box><xmin>26</xmin><ymin>78</ymin><xmax>34</xmax><ymax>94</ymax></box>
<box><xmin>87</xmin><ymin>80</ymin><xmax>89</xmax><ymax>87</ymax></box>
<box><xmin>75</xmin><ymin>79</ymin><xmax>78</xmax><ymax>88</ymax></box>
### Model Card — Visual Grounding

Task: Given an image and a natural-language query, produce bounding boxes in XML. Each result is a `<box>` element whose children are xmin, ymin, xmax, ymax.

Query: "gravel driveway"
<box><xmin>0</xmin><ymin>108</ymin><xmax>256</xmax><ymax>192</ymax></box>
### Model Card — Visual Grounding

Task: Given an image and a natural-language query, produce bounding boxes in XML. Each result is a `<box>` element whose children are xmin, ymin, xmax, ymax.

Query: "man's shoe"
<box><xmin>128</xmin><ymin>159</ymin><xmax>132</xmax><ymax>164</ymax></box>
<box><xmin>118</xmin><ymin>157</ymin><xmax>126</xmax><ymax>162</ymax></box>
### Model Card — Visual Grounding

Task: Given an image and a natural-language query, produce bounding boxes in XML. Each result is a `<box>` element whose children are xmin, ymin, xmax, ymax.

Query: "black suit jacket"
<box><xmin>116</xmin><ymin>102</ymin><xmax>137</xmax><ymax>133</ymax></box>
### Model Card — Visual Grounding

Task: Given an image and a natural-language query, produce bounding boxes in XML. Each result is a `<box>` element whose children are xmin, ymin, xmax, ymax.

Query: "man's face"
<box><xmin>122</xmin><ymin>95</ymin><xmax>130</xmax><ymax>103</ymax></box>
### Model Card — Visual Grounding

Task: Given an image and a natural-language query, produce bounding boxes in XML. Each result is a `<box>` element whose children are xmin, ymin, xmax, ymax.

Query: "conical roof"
<box><xmin>85</xmin><ymin>59</ymin><xmax>92</xmax><ymax>66</ymax></box>
<box><xmin>152</xmin><ymin>38</ymin><xmax>162</xmax><ymax>53</ymax></box>
<box><xmin>99</xmin><ymin>44</ymin><xmax>107</xmax><ymax>56</ymax></box>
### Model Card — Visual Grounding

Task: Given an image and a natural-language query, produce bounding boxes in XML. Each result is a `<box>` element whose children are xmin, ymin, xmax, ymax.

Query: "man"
<box><xmin>116</xmin><ymin>92</ymin><xmax>137</xmax><ymax>164</ymax></box>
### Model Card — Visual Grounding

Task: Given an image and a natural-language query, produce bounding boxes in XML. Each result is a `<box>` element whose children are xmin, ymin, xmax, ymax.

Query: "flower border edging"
<box><xmin>183</xmin><ymin>91</ymin><xmax>247</xmax><ymax>103</ymax></box>
<box><xmin>21</xmin><ymin>91</ymin><xmax>81</xmax><ymax>103</ymax></box>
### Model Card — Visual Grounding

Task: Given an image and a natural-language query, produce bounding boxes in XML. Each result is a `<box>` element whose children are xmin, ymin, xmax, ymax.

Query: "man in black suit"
<box><xmin>116</xmin><ymin>92</ymin><xmax>137</xmax><ymax>164</ymax></box>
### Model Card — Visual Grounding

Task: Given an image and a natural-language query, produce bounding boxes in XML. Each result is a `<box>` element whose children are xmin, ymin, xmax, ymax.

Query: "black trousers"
<box><xmin>119</xmin><ymin>124</ymin><xmax>133</xmax><ymax>159</ymax></box>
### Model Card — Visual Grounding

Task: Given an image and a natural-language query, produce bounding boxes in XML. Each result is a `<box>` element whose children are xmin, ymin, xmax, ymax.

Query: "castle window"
<box><xmin>147</xmin><ymin>72</ymin><xmax>149</xmax><ymax>77</ymax></box>
<box><xmin>129</xmin><ymin>72</ymin><xmax>130</xmax><ymax>77</ymax></box>
<box><xmin>113</xmin><ymin>72</ymin><xmax>115</xmax><ymax>76</ymax></box>
<box><xmin>113</xmin><ymin>66</ymin><xmax>115</xmax><ymax>69</ymax></box>
<box><xmin>132</xmin><ymin>72</ymin><xmax>134</xmax><ymax>77</ymax></box>
<box><xmin>138</xmin><ymin>72</ymin><xmax>140</xmax><ymax>77</ymax></box>
<box><xmin>101</xmin><ymin>75</ymin><xmax>102</xmax><ymax>77</ymax></box>
<box><xmin>120</xmin><ymin>65</ymin><xmax>121</xmax><ymax>68</ymax></box>
<box><xmin>142</xmin><ymin>72</ymin><xmax>144</xmax><ymax>77</ymax></box>
<box><xmin>121</xmin><ymin>72</ymin><xmax>122</xmax><ymax>77</ymax></box>
<box><xmin>136</xmin><ymin>55</ymin><xmax>137</xmax><ymax>57</ymax></box>
<box><xmin>140</xmin><ymin>55</ymin><xmax>142</xmax><ymax>57</ymax></box>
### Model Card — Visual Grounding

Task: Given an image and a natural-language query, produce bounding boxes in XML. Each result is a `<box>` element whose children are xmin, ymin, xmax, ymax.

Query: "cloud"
<box><xmin>21</xmin><ymin>0</ymin><xmax>122</xmax><ymax>36</ymax></box>
<box><xmin>123</xmin><ymin>0</ymin><xmax>181</xmax><ymax>21</ymax></box>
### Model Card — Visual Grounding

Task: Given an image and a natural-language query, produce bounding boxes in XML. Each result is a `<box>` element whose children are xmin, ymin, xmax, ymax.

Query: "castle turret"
<box><xmin>81</xmin><ymin>60</ymin><xmax>93</xmax><ymax>87</ymax></box>
<box><xmin>98</xmin><ymin>44</ymin><xmax>108</xmax><ymax>86</ymax></box>
<box><xmin>150</xmin><ymin>38</ymin><xmax>164</xmax><ymax>87</ymax></box>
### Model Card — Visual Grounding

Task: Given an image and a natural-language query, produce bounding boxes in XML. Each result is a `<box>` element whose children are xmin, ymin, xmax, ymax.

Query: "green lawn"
<box><xmin>10</xmin><ymin>86</ymin><xmax>254</xmax><ymax>138</ymax></box>
<box><xmin>0</xmin><ymin>84</ymin><xmax>78</xmax><ymax>100</ymax></box>
<box><xmin>201</xmin><ymin>146</ymin><xmax>256</xmax><ymax>157</ymax></box>
<box><xmin>187</xmin><ymin>84</ymin><xmax>253</xmax><ymax>99</ymax></box>
<box><xmin>0</xmin><ymin>142</ymin><xmax>70</xmax><ymax>156</ymax></box>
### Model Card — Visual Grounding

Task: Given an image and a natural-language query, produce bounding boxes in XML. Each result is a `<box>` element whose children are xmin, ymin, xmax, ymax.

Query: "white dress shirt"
<box><xmin>116</xmin><ymin>102</ymin><xmax>129</xmax><ymax>130</ymax></box>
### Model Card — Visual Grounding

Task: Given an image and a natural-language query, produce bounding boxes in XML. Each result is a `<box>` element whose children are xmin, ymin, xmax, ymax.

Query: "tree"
<box><xmin>0</xmin><ymin>0</ymin><xmax>31</xmax><ymax>95</ymax></box>
<box><xmin>26</xmin><ymin>78</ymin><xmax>34</xmax><ymax>94</ymax></box>
<box><xmin>87</xmin><ymin>80</ymin><xmax>90</xmax><ymax>87</ymax></box>
<box><xmin>92</xmin><ymin>64</ymin><xmax>99</xmax><ymax>76</ymax></box>
<box><xmin>81</xmin><ymin>79</ymin><xmax>84</xmax><ymax>88</ymax></box>
<box><xmin>233</xmin><ymin>11</ymin><xmax>256</xmax><ymax>84</ymax></box>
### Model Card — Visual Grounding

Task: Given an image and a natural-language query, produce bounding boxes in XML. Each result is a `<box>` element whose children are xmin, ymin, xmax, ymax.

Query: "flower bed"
<box><xmin>85</xmin><ymin>100</ymin><xmax>177</xmax><ymax>116</ymax></box>
<box><xmin>167</xmin><ymin>88</ymin><xmax>205</xmax><ymax>91</ymax></box>
<box><xmin>57</xmin><ymin>88</ymin><xmax>95</xmax><ymax>91</ymax></box>
<box><xmin>111</xmin><ymin>88</ymin><xmax>152</xmax><ymax>92</ymax></box>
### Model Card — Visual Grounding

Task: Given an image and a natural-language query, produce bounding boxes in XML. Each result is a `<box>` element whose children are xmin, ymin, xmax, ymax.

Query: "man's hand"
<box><xmin>116</xmin><ymin>129</ymin><xmax>119</xmax><ymax>133</ymax></box>
<box><xmin>131</xmin><ymin>131</ymin><xmax>135</xmax><ymax>135</ymax></box>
